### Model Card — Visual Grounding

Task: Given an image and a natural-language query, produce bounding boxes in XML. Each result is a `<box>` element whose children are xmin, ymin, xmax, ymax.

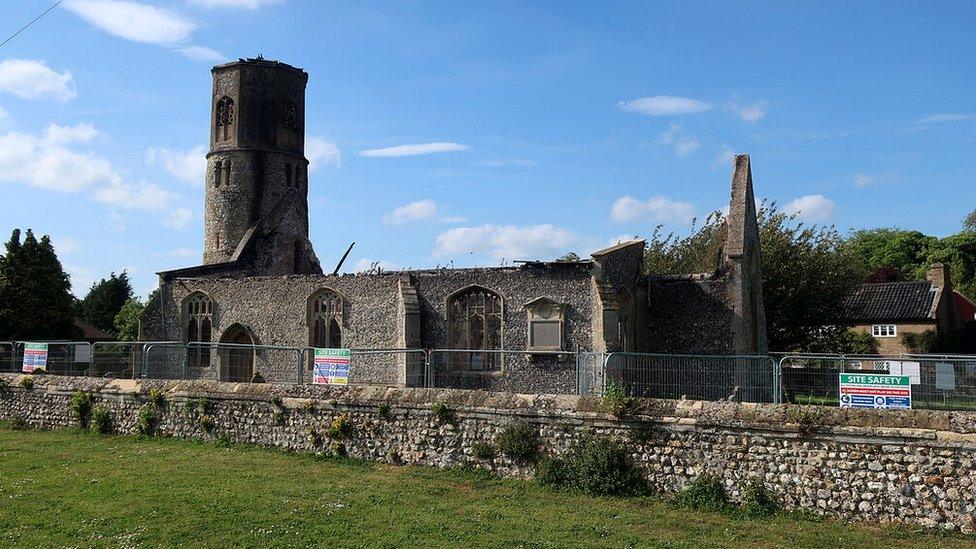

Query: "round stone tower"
<box><xmin>203</xmin><ymin>58</ymin><xmax>316</xmax><ymax>273</ymax></box>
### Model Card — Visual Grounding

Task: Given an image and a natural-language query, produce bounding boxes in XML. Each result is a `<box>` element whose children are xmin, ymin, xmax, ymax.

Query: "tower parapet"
<box><xmin>202</xmin><ymin>58</ymin><xmax>321</xmax><ymax>275</ymax></box>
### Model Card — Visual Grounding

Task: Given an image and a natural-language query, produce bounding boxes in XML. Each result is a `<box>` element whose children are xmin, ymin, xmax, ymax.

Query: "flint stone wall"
<box><xmin>3</xmin><ymin>373</ymin><xmax>976</xmax><ymax>533</ymax></box>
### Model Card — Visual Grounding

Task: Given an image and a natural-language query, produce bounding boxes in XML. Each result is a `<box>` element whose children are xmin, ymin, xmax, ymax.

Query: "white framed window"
<box><xmin>872</xmin><ymin>324</ymin><xmax>898</xmax><ymax>338</ymax></box>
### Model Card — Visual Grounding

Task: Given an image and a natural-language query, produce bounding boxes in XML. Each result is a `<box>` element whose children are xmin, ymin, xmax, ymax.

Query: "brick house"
<box><xmin>845</xmin><ymin>264</ymin><xmax>961</xmax><ymax>354</ymax></box>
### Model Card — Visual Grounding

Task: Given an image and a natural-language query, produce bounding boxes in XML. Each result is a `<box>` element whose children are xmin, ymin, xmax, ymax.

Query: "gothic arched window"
<box><xmin>183</xmin><ymin>292</ymin><xmax>214</xmax><ymax>369</ymax></box>
<box><xmin>282</xmin><ymin>101</ymin><xmax>300</xmax><ymax>131</ymax></box>
<box><xmin>447</xmin><ymin>286</ymin><xmax>503</xmax><ymax>371</ymax></box>
<box><xmin>215</xmin><ymin>96</ymin><xmax>234</xmax><ymax>141</ymax></box>
<box><xmin>308</xmin><ymin>289</ymin><xmax>343</xmax><ymax>348</ymax></box>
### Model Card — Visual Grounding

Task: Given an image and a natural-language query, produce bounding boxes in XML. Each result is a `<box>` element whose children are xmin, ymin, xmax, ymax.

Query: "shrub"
<box><xmin>377</xmin><ymin>403</ymin><xmax>391</xmax><ymax>419</ymax></box>
<box><xmin>308</xmin><ymin>428</ymin><xmax>323</xmax><ymax>448</ymax></box>
<box><xmin>600</xmin><ymin>381</ymin><xmax>633</xmax><ymax>418</ymax></box>
<box><xmin>270</xmin><ymin>396</ymin><xmax>284</xmax><ymax>409</ymax></box>
<box><xmin>198</xmin><ymin>414</ymin><xmax>215</xmax><ymax>433</ymax></box>
<box><xmin>471</xmin><ymin>441</ymin><xmax>496</xmax><ymax>461</ymax></box>
<box><xmin>431</xmin><ymin>402</ymin><xmax>454</xmax><ymax>424</ymax></box>
<box><xmin>742</xmin><ymin>479</ymin><xmax>779</xmax><ymax>517</ymax></box>
<box><xmin>0</xmin><ymin>378</ymin><xmax>8</xmax><ymax>391</ymax></box>
<box><xmin>148</xmin><ymin>388</ymin><xmax>165</xmax><ymax>408</ymax></box>
<box><xmin>184</xmin><ymin>399</ymin><xmax>198</xmax><ymax>413</ymax></box>
<box><xmin>328</xmin><ymin>413</ymin><xmax>354</xmax><ymax>439</ymax></box>
<box><xmin>303</xmin><ymin>400</ymin><xmax>316</xmax><ymax>413</ymax></box>
<box><xmin>566</xmin><ymin>436</ymin><xmax>646</xmax><ymax>496</ymax></box>
<box><xmin>330</xmin><ymin>441</ymin><xmax>346</xmax><ymax>456</ymax></box>
<box><xmin>19</xmin><ymin>376</ymin><xmax>34</xmax><ymax>390</ymax></box>
<box><xmin>137</xmin><ymin>405</ymin><xmax>158</xmax><ymax>436</ymax></box>
<box><xmin>90</xmin><ymin>405</ymin><xmax>111</xmax><ymax>435</ymax></box>
<box><xmin>215</xmin><ymin>434</ymin><xmax>232</xmax><ymax>448</ymax></box>
<box><xmin>71</xmin><ymin>391</ymin><xmax>93</xmax><ymax>427</ymax></box>
<box><xmin>536</xmin><ymin>456</ymin><xmax>571</xmax><ymax>487</ymax></box>
<box><xmin>197</xmin><ymin>397</ymin><xmax>210</xmax><ymax>413</ymax></box>
<box><xmin>386</xmin><ymin>449</ymin><xmax>402</xmax><ymax>465</ymax></box>
<box><xmin>495</xmin><ymin>423</ymin><xmax>541</xmax><ymax>463</ymax></box>
<box><xmin>9</xmin><ymin>417</ymin><xmax>27</xmax><ymax>430</ymax></box>
<box><xmin>535</xmin><ymin>436</ymin><xmax>647</xmax><ymax>496</ymax></box>
<box><xmin>674</xmin><ymin>474</ymin><xmax>730</xmax><ymax>512</ymax></box>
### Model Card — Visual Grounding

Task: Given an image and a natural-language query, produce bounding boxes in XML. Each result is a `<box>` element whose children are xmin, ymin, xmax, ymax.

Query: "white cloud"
<box><xmin>0</xmin><ymin>105</ymin><xmax>7</xmax><ymax>122</ymax></box>
<box><xmin>711</xmin><ymin>144</ymin><xmax>735</xmax><ymax>170</ymax></box>
<box><xmin>146</xmin><ymin>145</ymin><xmax>207</xmax><ymax>184</ymax></box>
<box><xmin>177</xmin><ymin>46</ymin><xmax>225</xmax><ymax>61</ymax></box>
<box><xmin>918</xmin><ymin>113</ymin><xmax>975</xmax><ymax>123</ymax></box>
<box><xmin>853</xmin><ymin>173</ymin><xmax>873</xmax><ymax>188</ymax></box>
<box><xmin>306</xmin><ymin>136</ymin><xmax>341</xmax><ymax>171</ymax></box>
<box><xmin>162</xmin><ymin>208</ymin><xmax>193</xmax><ymax>230</ymax></box>
<box><xmin>64</xmin><ymin>0</ymin><xmax>195</xmax><ymax>44</ymax></box>
<box><xmin>64</xmin><ymin>264</ymin><xmax>96</xmax><ymax>296</ymax></box>
<box><xmin>654</xmin><ymin>124</ymin><xmax>700</xmax><ymax>157</ymax></box>
<box><xmin>44</xmin><ymin>122</ymin><xmax>98</xmax><ymax>145</ymax></box>
<box><xmin>384</xmin><ymin>199</ymin><xmax>438</xmax><ymax>224</ymax></box>
<box><xmin>54</xmin><ymin>236</ymin><xmax>81</xmax><ymax>255</ymax></box>
<box><xmin>0</xmin><ymin>123</ymin><xmax>190</xmax><ymax>228</ymax></box>
<box><xmin>189</xmin><ymin>0</ymin><xmax>283</xmax><ymax>8</ymax></box>
<box><xmin>618</xmin><ymin>95</ymin><xmax>712</xmax><ymax>116</ymax></box>
<box><xmin>729</xmin><ymin>99</ymin><xmax>768</xmax><ymax>122</ymax></box>
<box><xmin>434</xmin><ymin>224</ymin><xmax>578</xmax><ymax>261</ymax></box>
<box><xmin>360</xmin><ymin>142</ymin><xmax>469</xmax><ymax>157</ymax></box>
<box><xmin>0</xmin><ymin>60</ymin><xmax>76</xmax><ymax>102</ymax></box>
<box><xmin>610</xmin><ymin>195</ymin><xmax>696</xmax><ymax>225</ymax></box>
<box><xmin>783</xmin><ymin>194</ymin><xmax>835</xmax><ymax>222</ymax></box>
<box><xmin>353</xmin><ymin>258</ymin><xmax>398</xmax><ymax>273</ymax></box>
<box><xmin>852</xmin><ymin>172</ymin><xmax>899</xmax><ymax>188</ymax></box>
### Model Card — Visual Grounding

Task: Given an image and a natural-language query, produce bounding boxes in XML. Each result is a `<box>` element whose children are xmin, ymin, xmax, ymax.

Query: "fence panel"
<box><xmin>91</xmin><ymin>341</ymin><xmax>181</xmax><ymax>379</ymax></box>
<box><xmin>427</xmin><ymin>349</ymin><xmax>579</xmax><ymax>393</ymax></box>
<box><xmin>9</xmin><ymin>341</ymin><xmax>93</xmax><ymax>377</ymax></box>
<box><xmin>0</xmin><ymin>341</ymin><xmax>14</xmax><ymax>373</ymax></box>
<box><xmin>300</xmin><ymin>348</ymin><xmax>426</xmax><ymax>387</ymax></box>
<box><xmin>781</xmin><ymin>354</ymin><xmax>976</xmax><ymax>410</ymax></box>
<box><xmin>577</xmin><ymin>352</ymin><xmax>606</xmax><ymax>396</ymax></box>
<box><xmin>604</xmin><ymin>353</ymin><xmax>777</xmax><ymax>403</ymax></box>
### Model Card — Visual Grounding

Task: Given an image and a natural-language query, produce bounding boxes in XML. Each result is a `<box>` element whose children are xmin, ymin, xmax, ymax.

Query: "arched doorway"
<box><xmin>219</xmin><ymin>324</ymin><xmax>255</xmax><ymax>382</ymax></box>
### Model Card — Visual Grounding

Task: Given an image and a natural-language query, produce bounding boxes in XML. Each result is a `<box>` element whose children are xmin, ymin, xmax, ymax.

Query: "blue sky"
<box><xmin>0</xmin><ymin>0</ymin><xmax>973</xmax><ymax>299</ymax></box>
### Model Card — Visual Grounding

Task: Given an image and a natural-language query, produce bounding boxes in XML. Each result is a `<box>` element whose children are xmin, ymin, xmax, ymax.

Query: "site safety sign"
<box><xmin>838</xmin><ymin>373</ymin><xmax>911</xmax><ymax>410</ymax></box>
<box><xmin>312</xmin><ymin>348</ymin><xmax>351</xmax><ymax>385</ymax></box>
<box><xmin>22</xmin><ymin>342</ymin><xmax>48</xmax><ymax>373</ymax></box>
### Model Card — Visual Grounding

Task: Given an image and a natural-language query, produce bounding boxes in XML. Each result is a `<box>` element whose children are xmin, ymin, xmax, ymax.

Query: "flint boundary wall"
<box><xmin>2</xmin><ymin>372</ymin><xmax>975</xmax><ymax>533</ymax></box>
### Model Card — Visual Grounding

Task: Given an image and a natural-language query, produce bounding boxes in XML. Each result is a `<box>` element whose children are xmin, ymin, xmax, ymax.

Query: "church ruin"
<box><xmin>140</xmin><ymin>58</ymin><xmax>767</xmax><ymax>394</ymax></box>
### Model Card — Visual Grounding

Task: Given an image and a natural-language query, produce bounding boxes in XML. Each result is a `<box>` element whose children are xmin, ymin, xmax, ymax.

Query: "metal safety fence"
<box><xmin>427</xmin><ymin>349</ymin><xmax>579</xmax><ymax>393</ymax></box>
<box><xmin>780</xmin><ymin>354</ymin><xmax>976</xmax><ymax>410</ymax></box>
<box><xmin>6</xmin><ymin>341</ymin><xmax>93</xmax><ymax>376</ymax></box>
<box><xmin>593</xmin><ymin>353</ymin><xmax>778</xmax><ymax>403</ymax></box>
<box><xmin>1</xmin><ymin>341</ymin><xmax>14</xmax><ymax>373</ymax></box>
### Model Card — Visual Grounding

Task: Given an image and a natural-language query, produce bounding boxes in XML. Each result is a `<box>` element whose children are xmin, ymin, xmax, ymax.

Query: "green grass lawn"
<box><xmin>0</xmin><ymin>424</ymin><xmax>970</xmax><ymax>548</ymax></box>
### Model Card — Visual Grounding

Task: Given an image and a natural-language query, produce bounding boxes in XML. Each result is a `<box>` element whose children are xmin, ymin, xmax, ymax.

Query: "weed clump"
<box><xmin>600</xmin><ymin>381</ymin><xmax>634</xmax><ymax>418</ymax></box>
<box><xmin>328</xmin><ymin>413</ymin><xmax>354</xmax><ymax>440</ymax></box>
<box><xmin>377</xmin><ymin>403</ymin><xmax>391</xmax><ymax>419</ymax></box>
<box><xmin>147</xmin><ymin>388</ymin><xmax>165</xmax><ymax>408</ymax></box>
<box><xmin>536</xmin><ymin>435</ymin><xmax>647</xmax><ymax>496</ymax></box>
<box><xmin>19</xmin><ymin>376</ymin><xmax>34</xmax><ymax>390</ymax></box>
<box><xmin>742</xmin><ymin>479</ymin><xmax>780</xmax><ymax>517</ymax></box>
<box><xmin>198</xmin><ymin>415</ymin><xmax>215</xmax><ymax>433</ymax></box>
<box><xmin>137</xmin><ymin>405</ymin><xmax>158</xmax><ymax>436</ymax></box>
<box><xmin>431</xmin><ymin>402</ymin><xmax>454</xmax><ymax>424</ymax></box>
<box><xmin>471</xmin><ymin>441</ymin><xmax>496</xmax><ymax>461</ymax></box>
<box><xmin>71</xmin><ymin>391</ymin><xmax>93</xmax><ymax>427</ymax></box>
<box><xmin>674</xmin><ymin>474</ymin><xmax>730</xmax><ymax>512</ymax></box>
<box><xmin>90</xmin><ymin>405</ymin><xmax>111</xmax><ymax>435</ymax></box>
<box><xmin>495</xmin><ymin>423</ymin><xmax>541</xmax><ymax>464</ymax></box>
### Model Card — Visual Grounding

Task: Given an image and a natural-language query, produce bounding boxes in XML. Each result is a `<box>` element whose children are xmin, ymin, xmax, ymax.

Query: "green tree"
<box><xmin>845</xmin><ymin>229</ymin><xmax>937</xmax><ymax>281</ymax></box>
<box><xmin>80</xmin><ymin>272</ymin><xmax>133</xmax><ymax>334</ymax></box>
<box><xmin>644</xmin><ymin>205</ymin><xmax>864</xmax><ymax>352</ymax></box>
<box><xmin>926</xmin><ymin>232</ymin><xmax>976</xmax><ymax>300</ymax></box>
<box><xmin>0</xmin><ymin>228</ymin><xmax>80</xmax><ymax>339</ymax></box>
<box><xmin>113</xmin><ymin>299</ymin><xmax>144</xmax><ymax>341</ymax></box>
<box><xmin>963</xmin><ymin>210</ymin><xmax>976</xmax><ymax>233</ymax></box>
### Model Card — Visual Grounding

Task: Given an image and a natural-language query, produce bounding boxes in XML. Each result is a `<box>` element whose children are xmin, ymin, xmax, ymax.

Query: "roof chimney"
<box><xmin>927</xmin><ymin>263</ymin><xmax>950</xmax><ymax>289</ymax></box>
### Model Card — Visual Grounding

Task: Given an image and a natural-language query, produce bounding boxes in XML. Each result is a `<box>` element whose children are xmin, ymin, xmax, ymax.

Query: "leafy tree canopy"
<box><xmin>644</xmin><ymin>204</ymin><xmax>864</xmax><ymax>352</ymax></box>
<box><xmin>0</xmin><ymin>229</ymin><xmax>80</xmax><ymax>340</ymax></box>
<box><xmin>113</xmin><ymin>298</ymin><xmax>144</xmax><ymax>341</ymax></box>
<box><xmin>80</xmin><ymin>271</ymin><xmax>133</xmax><ymax>334</ymax></box>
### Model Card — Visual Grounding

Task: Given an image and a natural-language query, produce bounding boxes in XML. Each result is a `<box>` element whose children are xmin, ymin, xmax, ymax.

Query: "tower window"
<box><xmin>282</xmin><ymin>101</ymin><xmax>300</xmax><ymax>131</ymax></box>
<box><xmin>213</xmin><ymin>162</ymin><xmax>221</xmax><ymax>188</ymax></box>
<box><xmin>221</xmin><ymin>160</ymin><xmax>231</xmax><ymax>187</ymax></box>
<box><xmin>215</xmin><ymin>96</ymin><xmax>235</xmax><ymax>141</ymax></box>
